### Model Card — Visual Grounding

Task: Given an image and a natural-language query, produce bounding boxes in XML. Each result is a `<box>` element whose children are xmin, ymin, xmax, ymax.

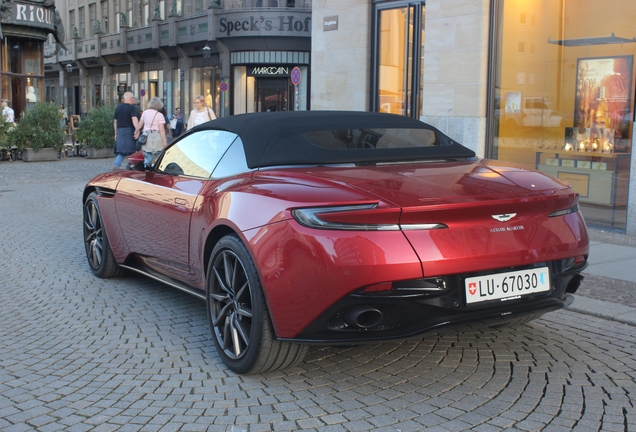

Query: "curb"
<box><xmin>568</xmin><ymin>295</ymin><xmax>636</xmax><ymax>326</ymax></box>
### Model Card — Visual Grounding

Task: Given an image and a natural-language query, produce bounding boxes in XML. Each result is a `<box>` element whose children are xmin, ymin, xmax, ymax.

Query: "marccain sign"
<box><xmin>248</xmin><ymin>66</ymin><xmax>290</xmax><ymax>77</ymax></box>
<box><xmin>216</xmin><ymin>11</ymin><xmax>311</xmax><ymax>38</ymax></box>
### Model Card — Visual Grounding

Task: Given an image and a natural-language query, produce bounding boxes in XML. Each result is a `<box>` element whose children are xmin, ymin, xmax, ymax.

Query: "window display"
<box><xmin>492</xmin><ymin>0</ymin><xmax>635</xmax><ymax>231</ymax></box>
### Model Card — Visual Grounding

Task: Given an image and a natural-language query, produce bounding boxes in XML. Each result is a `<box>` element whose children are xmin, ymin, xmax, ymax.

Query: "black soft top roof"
<box><xmin>190</xmin><ymin>110</ymin><xmax>475</xmax><ymax>169</ymax></box>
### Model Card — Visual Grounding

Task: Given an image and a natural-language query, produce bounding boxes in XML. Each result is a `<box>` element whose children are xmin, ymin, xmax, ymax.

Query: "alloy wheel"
<box><xmin>209</xmin><ymin>250</ymin><xmax>254</xmax><ymax>360</ymax></box>
<box><xmin>84</xmin><ymin>200</ymin><xmax>104</xmax><ymax>270</ymax></box>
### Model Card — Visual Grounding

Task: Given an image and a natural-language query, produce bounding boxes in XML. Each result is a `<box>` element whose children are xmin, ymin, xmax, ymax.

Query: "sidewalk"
<box><xmin>570</xmin><ymin>227</ymin><xmax>636</xmax><ymax>325</ymax></box>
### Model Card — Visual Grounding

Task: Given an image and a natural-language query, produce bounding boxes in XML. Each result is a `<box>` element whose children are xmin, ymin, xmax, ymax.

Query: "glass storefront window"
<box><xmin>492</xmin><ymin>0</ymin><xmax>636</xmax><ymax>231</ymax></box>
<box><xmin>172</xmin><ymin>69</ymin><xmax>181</xmax><ymax>116</ymax></box>
<box><xmin>190</xmin><ymin>66</ymin><xmax>221</xmax><ymax>119</ymax></box>
<box><xmin>0</xmin><ymin>39</ymin><xmax>44</xmax><ymax>119</ymax></box>
<box><xmin>372</xmin><ymin>1</ymin><xmax>425</xmax><ymax>118</ymax></box>
<box><xmin>138</xmin><ymin>70</ymin><xmax>164</xmax><ymax>110</ymax></box>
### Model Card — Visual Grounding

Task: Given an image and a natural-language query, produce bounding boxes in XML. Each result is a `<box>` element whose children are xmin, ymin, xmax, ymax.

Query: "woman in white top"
<box><xmin>186</xmin><ymin>94</ymin><xmax>216</xmax><ymax>130</ymax></box>
<box><xmin>134</xmin><ymin>97</ymin><xmax>167</xmax><ymax>166</ymax></box>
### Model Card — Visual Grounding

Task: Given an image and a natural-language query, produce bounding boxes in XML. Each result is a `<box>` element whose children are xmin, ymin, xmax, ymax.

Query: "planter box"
<box><xmin>21</xmin><ymin>148</ymin><xmax>58</xmax><ymax>162</ymax></box>
<box><xmin>85</xmin><ymin>147</ymin><xmax>115</xmax><ymax>159</ymax></box>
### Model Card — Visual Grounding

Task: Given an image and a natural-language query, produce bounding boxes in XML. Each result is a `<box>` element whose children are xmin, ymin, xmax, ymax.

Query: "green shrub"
<box><xmin>0</xmin><ymin>118</ymin><xmax>12</xmax><ymax>145</ymax></box>
<box><xmin>75</xmin><ymin>105</ymin><xmax>116</xmax><ymax>148</ymax></box>
<box><xmin>5</xmin><ymin>102</ymin><xmax>65</xmax><ymax>151</ymax></box>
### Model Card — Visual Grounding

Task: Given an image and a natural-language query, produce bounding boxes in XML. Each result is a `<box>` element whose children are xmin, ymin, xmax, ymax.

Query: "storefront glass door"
<box><xmin>256</xmin><ymin>78</ymin><xmax>289</xmax><ymax>112</ymax></box>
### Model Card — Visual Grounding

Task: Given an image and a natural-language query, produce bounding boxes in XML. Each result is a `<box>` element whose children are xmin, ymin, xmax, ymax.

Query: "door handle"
<box><xmin>175</xmin><ymin>198</ymin><xmax>187</xmax><ymax>205</ymax></box>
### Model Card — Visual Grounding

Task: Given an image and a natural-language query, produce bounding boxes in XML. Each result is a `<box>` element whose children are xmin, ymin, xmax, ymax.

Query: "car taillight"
<box><xmin>292</xmin><ymin>204</ymin><xmax>448</xmax><ymax>231</ymax></box>
<box><xmin>292</xmin><ymin>204</ymin><xmax>400</xmax><ymax>230</ymax></box>
<box><xmin>548</xmin><ymin>204</ymin><xmax>579</xmax><ymax>218</ymax></box>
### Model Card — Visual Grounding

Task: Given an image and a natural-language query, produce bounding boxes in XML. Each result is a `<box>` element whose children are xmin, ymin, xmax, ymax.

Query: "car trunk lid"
<box><xmin>294</xmin><ymin>160</ymin><xmax>588</xmax><ymax>275</ymax></box>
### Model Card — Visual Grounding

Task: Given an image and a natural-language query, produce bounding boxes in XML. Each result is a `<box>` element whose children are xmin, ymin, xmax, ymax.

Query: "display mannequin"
<box><xmin>205</xmin><ymin>89</ymin><xmax>213</xmax><ymax>108</ymax></box>
<box><xmin>26</xmin><ymin>86</ymin><xmax>37</xmax><ymax>103</ymax></box>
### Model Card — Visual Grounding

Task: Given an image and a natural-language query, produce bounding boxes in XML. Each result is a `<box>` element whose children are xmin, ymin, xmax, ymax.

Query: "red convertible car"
<box><xmin>83</xmin><ymin>111</ymin><xmax>589</xmax><ymax>373</ymax></box>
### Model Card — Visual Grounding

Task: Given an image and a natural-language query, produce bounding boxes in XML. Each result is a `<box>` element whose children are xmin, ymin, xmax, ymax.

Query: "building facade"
<box><xmin>0</xmin><ymin>0</ymin><xmax>66</xmax><ymax>119</ymax></box>
<box><xmin>44</xmin><ymin>0</ymin><xmax>311</xmax><ymax>120</ymax></box>
<box><xmin>312</xmin><ymin>0</ymin><xmax>636</xmax><ymax>235</ymax></box>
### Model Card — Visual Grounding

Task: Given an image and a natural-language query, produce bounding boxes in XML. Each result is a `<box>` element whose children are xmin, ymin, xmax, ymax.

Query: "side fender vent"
<box><xmin>95</xmin><ymin>187</ymin><xmax>116</xmax><ymax>197</ymax></box>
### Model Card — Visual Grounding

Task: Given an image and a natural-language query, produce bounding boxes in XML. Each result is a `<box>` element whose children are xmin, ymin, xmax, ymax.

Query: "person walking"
<box><xmin>113</xmin><ymin>92</ymin><xmax>139</xmax><ymax>169</ymax></box>
<box><xmin>59</xmin><ymin>104</ymin><xmax>68</xmax><ymax>129</ymax></box>
<box><xmin>170</xmin><ymin>107</ymin><xmax>184</xmax><ymax>138</ymax></box>
<box><xmin>186</xmin><ymin>95</ymin><xmax>216</xmax><ymax>131</ymax></box>
<box><xmin>134</xmin><ymin>97</ymin><xmax>167</xmax><ymax>167</ymax></box>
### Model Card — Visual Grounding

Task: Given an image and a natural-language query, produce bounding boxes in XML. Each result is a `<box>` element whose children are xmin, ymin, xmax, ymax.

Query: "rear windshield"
<box><xmin>304</xmin><ymin>128</ymin><xmax>438</xmax><ymax>150</ymax></box>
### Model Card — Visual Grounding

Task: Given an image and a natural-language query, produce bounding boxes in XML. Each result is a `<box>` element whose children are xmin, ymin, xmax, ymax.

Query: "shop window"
<box><xmin>371</xmin><ymin>1</ymin><xmax>425</xmax><ymax>119</ymax></box>
<box><xmin>126</xmin><ymin>0</ymin><xmax>133</xmax><ymax>30</ymax></box>
<box><xmin>90</xmin><ymin>3</ymin><xmax>97</xmax><ymax>36</ymax></box>
<box><xmin>143</xmin><ymin>0</ymin><xmax>149</xmax><ymax>25</ymax></box>
<box><xmin>489</xmin><ymin>0</ymin><xmax>636</xmax><ymax>231</ymax></box>
<box><xmin>79</xmin><ymin>7</ymin><xmax>85</xmax><ymax>38</ymax></box>
<box><xmin>69</xmin><ymin>10</ymin><xmax>75</xmax><ymax>40</ymax></box>
<box><xmin>518</xmin><ymin>42</ymin><xmax>526</xmax><ymax>54</ymax></box>
<box><xmin>253</xmin><ymin>0</ymin><xmax>279</xmax><ymax>7</ymax></box>
<box><xmin>102</xmin><ymin>1</ymin><xmax>109</xmax><ymax>34</ymax></box>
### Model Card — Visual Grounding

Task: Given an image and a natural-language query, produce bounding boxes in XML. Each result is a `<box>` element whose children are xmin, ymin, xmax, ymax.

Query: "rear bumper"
<box><xmin>285</xmin><ymin>261</ymin><xmax>584</xmax><ymax>343</ymax></box>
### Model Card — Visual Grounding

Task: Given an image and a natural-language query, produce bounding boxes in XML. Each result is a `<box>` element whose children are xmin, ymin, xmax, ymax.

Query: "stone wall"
<box><xmin>310</xmin><ymin>0</ymin><xmax>371</xmax><ymax>111</ymax></box>
<box><xmin>420</xmin><ymin>0</ymin><xmax>490</xmax><ymax>154</ymax></box>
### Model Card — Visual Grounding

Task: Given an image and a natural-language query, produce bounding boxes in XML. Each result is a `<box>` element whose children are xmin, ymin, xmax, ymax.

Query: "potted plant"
<box><xmin>74</xmin><ymin>105</ymin><xmax>116</xmax><ymax>158</ymax></box>
<box><xmin>6</xmin><ymin>102</ymin><xmax>65</xmax><ymax>162</ymax></box>
<box><xmin>0</xmin><ymin>117</ymin><xmax>14</xmax><ymax>160</ymax></box>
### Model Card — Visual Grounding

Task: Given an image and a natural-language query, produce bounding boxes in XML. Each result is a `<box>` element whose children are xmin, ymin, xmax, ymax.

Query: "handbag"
<box><xmin>170</xmin><ymin>117</ymin><xmax>178</xmax><ymax>129</ymax></box>
<box><xmin>135</xmin><ymin>132</ymin><xmax>148</xmax><ymax>151</ymax></box>
<box><xmin>136</xmin><ymin>111</ymin><xmax>159</xmax><ymax>151</ymax></box>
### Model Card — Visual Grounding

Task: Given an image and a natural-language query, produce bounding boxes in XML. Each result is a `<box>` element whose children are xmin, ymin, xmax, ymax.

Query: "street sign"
<box><xmin>117</xmin><ymin>84</ymin><xmax>126</xmax><ymax>95</ymax></box>
<box><xmin>291</xmin><ymin>67</ymin><xmax>301</xmax><ymax>86</ymax></box>
<box><xmin>140</xmin><ymin>89</ymin><xmax>146</xmax><ymax>97</ymax></box>
<box><xmin>219</xmin><ymin>82</ymin><xmax>228</xmax><ymax>92</ymax></box>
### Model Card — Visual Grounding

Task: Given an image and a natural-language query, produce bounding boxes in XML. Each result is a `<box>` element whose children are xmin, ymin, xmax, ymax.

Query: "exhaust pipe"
<box><xmin>344</xmin><ymin>306</ymin><xmax>383</xmax><ymax>329</ymax></box>
<box><xmin>566</xmin><ymin>275</ymin><xmax>584</xmax><ymax>293</ymax></box>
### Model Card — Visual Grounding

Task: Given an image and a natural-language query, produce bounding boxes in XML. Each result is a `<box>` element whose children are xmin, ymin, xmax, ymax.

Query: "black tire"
<box><xmin>206</xmin><ymin>235</ymin><xmax>308</xmax><ymax>374</ymax></box>
<box><xmin>83</xmin><ymin>192</ymin><xmax>126</xmax><ymax>278</ymax></box>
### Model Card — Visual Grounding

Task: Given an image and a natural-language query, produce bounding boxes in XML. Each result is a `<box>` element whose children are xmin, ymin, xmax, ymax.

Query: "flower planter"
<box><xmin>21</xmin><ymin>148</ymin><xmax>59</xmax><ymax>162</ymax></box>
<box><xmin>85</xmin><ymin>147</ymin><xmax>114</xmax><ymax>159</ymax></box>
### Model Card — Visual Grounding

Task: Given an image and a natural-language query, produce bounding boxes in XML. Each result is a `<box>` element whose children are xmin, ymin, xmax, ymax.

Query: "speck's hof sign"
<box><xmin>216</xmin><ymin>11</ymin><xmax>311</xmax><ymax>38</ymax></box>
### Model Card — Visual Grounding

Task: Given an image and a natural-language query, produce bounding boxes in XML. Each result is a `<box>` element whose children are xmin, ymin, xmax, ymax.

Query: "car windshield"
<box><xmin>304</xmin><ymin>128</ymin><xmax>438</xmax><ymax>150</ymax></box>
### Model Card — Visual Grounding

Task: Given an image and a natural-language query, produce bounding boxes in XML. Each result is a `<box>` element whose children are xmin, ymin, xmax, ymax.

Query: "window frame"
<box><xmin>370</xmin><ymin>0</ymin><xmax>425</xmax><ymax>119</ymax></box>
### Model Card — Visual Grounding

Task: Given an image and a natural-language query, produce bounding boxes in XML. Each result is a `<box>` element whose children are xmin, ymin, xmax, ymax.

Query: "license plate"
<box><xmin>465</xmin><ymin>267</ymin><xmax>550</xmax><ymax>304</ymax></box>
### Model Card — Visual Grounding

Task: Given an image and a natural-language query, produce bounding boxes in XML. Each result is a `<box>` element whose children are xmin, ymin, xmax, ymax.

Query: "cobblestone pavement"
<box><xmin>1</xmin><ymin>158</ymin><xmax>635</xmax><ymax>431</ymax></box>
